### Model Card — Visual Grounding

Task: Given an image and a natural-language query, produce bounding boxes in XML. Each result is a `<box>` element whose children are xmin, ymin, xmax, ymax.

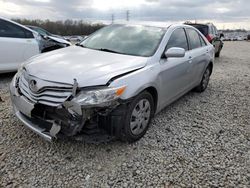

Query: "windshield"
<box><xmin>30</xmin><ymin>27</ymin><xmax>51</xmax><ymax>36</ymax></box>
<box><xmin>80</xmin><ymin>24</ymin><xmax>165</xmax><ymax>57</ymax></box>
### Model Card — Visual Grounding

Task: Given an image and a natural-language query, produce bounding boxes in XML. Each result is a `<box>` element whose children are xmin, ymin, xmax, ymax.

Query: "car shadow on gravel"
<box><xmin>0</xmin><ymin>72</ymin><xmax>15</xmax><ymax>86</ymax></box>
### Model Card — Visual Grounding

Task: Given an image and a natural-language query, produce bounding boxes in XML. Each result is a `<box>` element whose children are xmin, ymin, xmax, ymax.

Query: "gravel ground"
<box><xmin>0</xmin><ymin>41</ymin><xmax>250</xmax><ymax>187</ymax></box>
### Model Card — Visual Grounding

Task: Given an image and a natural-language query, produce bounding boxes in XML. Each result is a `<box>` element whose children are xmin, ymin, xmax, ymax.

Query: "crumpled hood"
<box><xmin>48</xmin><ymin>36</ymin><xmax>72</xmax><ymax>45</ymax></box>
<box><xmin>24</xmin><ymin>46</ymin><xmax>148</xmax><ymax>87</ymax></box>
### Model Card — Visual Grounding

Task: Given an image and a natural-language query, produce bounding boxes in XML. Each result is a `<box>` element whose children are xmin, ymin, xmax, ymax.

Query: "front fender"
<box><xmin>109</xmin><ymin>64</ymin><xmax>160</xmax><ymax>104</ymax></box>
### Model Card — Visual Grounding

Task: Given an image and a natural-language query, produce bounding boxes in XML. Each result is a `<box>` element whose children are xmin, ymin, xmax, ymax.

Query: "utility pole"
<box><xmin>111</xmin><ymin>14</ymin><xmax>114</xmax><ymax>24</ymax></box>
<box><xmin>126</xmin><ymin>10</ymin><xmax>130</xmax><ymax>21</ymax></box>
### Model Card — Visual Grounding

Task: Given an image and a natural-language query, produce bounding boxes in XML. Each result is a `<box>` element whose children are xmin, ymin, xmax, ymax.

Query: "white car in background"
<box><xmin>0</xmin><ymin>17</ymin><xmax>40</xmax><ymax>73</ymax></box>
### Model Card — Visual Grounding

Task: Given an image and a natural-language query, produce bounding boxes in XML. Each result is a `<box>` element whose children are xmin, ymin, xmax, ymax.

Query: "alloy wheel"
<box><xmin>130</xmin><ymin>99</ymin><xmax>151</xmax><ymax>135</ymax></box>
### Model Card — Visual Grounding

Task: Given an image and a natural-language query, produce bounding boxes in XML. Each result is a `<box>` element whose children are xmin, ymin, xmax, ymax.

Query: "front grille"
<box><xmin>18</xmin><ymin>72</ymin><xmax>73</xmax><ymax>107</ymax></box>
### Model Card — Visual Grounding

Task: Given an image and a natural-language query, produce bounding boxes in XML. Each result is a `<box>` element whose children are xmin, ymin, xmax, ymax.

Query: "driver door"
<box><xmin>159</xmin><ymin>28</ymin><xmax>192</xmax><ymax>106</ymax></box>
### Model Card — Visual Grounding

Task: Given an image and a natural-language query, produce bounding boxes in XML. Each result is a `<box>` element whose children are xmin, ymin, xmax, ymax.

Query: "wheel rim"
<box><xmin>202</xmin><ymin>69</ymin><xmax>210</xmax><ymax>89</ymax></box>
<box><xmin>130</xmin><ymin>99</ymin><xmax>151</xmax><ymax>135</ymax></box>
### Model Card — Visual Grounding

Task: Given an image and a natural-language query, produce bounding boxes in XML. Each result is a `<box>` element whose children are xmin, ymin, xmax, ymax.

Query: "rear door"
<box><xmin>0</xmin><ymin>19</ymin><xmax>38</xmax><ymax>72</ymax></box>
<box><xmin>185</xmin><ymin>28</ymin><xmax>208</xmax><ymax>85</ymax></box>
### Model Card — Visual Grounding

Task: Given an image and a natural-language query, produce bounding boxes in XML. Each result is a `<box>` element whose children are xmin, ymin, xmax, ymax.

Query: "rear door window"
<box><xmin>199</xmin><ymin>35</ymin><xmax>207</xmax><ymax>46</ymax></box>
<box><xmin>186</xmin><ymin>29</ymin><xmax>202</xmax><ymax>50</ymax></box>
<box><xmin>0</xmin><ymin>19</ymin><xmax>31</xmax><ymax>38</ymax></box>
<box><xmin>166</xmin><ymin>28</ymin><xmax>188</xmax><ymax>51</ymax></box>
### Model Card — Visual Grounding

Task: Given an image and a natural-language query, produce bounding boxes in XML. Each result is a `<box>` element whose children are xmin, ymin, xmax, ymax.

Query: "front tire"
<box><xmin>119</xmin><ymin>91</ymin><xmax>154</xmax><ymax>142</ymax></box>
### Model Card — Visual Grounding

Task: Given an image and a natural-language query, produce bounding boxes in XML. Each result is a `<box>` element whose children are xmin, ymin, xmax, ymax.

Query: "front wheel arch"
<box><xmin>143</xmin><ymin>87</ymin><xmax>158</xmax><ymax>114</ymax></box>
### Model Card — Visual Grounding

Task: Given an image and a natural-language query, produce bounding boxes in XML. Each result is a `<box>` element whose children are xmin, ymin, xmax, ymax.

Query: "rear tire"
<box><xmin>195</xmin><ymin>66</ymin><xmax>211</xmax><ymax>92</ymax></box>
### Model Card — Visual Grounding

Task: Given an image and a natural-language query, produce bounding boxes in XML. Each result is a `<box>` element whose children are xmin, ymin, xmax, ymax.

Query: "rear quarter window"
<box><xmin>186</xmin><ymin>28</ymin><xmax>202</xmax><ymax>50</ymax></box>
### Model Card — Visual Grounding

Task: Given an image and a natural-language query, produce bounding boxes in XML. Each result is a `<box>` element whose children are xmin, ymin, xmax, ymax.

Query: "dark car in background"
<box><xmin>27</xmin><ymin>25</ymin><xmax>71</xmax><ymax>53</ymax></box>
<box><xmin>186</xmin><ymin>23</ymin><xmax>224</xmax><ymax>57</ymax></box>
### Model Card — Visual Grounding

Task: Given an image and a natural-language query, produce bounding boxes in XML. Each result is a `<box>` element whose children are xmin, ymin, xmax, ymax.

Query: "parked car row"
<box><xmin>223</xmin><ymin>36</ymin><xmax>248</xmax><ymax>41</ymax></box>
<box><xmin>10</xmin><ymin>23</ymin><xmax>215</xmax><ymax>142</ymax></box>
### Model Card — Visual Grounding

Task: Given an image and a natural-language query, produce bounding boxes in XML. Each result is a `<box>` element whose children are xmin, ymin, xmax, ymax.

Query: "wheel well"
<box><xmin>208</xmin><ymin>62</ymin><xmax>213</xmax><ymax>75</ymax></box>
<box><xmin>144</xmin><ymin>87</ymin><xmax>158</xmax><ymax>113</ymax></box>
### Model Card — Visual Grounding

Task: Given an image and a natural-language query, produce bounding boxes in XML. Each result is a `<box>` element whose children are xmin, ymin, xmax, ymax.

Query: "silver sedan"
<box><xmin>10</xmin><ymin>24</ymin><xmax>214</xmax><ymax>142</ymax></box>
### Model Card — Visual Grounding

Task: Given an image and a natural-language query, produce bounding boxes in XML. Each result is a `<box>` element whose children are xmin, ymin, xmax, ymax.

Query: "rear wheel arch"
<box><xmin>208</xmin><ymin>62</ymin><xmax>213</xmax><ymax>76</ymax></box>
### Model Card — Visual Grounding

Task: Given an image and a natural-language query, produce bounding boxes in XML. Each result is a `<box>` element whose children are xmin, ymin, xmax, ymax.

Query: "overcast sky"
<box><xmin>1</xmin><ymin>0</ymin><xmax>250</xmax><ymax>29</ymax></box>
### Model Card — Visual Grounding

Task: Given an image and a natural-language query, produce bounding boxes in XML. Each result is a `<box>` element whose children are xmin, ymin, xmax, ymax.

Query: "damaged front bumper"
<box><xmin>9</xmin><ymin>76</ymin><xmax>120</xmax><ymax>142</ymax></box>
<box><xmin>10</xmin><ymin>79</ymin><xmax>54</xmax><ymax>141</ymax></box>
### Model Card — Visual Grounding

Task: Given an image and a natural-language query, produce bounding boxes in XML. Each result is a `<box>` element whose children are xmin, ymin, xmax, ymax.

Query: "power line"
<box><xmin>111</xmin><ymin>14</ymin><xmax>114</xmax><ymax>24</ymax></box>
<box><xmin>126</xmin><ymin>10</ymin><xmax>130</xmax><ymax>21</ymax></box>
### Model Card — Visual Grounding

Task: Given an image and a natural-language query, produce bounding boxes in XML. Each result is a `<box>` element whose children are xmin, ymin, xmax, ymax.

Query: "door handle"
<box><xmin>188</xmin><ymin>56</ymin><xmax>192</xmax><ymax>63</ymax></box>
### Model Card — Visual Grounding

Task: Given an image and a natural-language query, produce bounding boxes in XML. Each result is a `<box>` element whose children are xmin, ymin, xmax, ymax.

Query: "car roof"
<box><xmin>185</xmin><ymin>22</ymin><xmax>215</xmax><ymax>27</ymax></box>
<box><xmin>0</xmin><ymin>16</ymin><xmax>38</xmax><ymax>34</ymax></box>
<box><xmin>186</xmin><ymin>23</ymin><xmax>208</xmax><ymax>26</ymax></box>
<box><xmin>112</xmin><ymin>22</ymin><xmax>196</xmax><ymax>30</ymax></box>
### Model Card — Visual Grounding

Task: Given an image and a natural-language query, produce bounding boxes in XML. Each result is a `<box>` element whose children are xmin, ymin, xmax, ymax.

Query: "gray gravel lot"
<box><xmin>0</xmin><ymin>42</ymin><xmax>250</xmax><ymax>187</ymax></box>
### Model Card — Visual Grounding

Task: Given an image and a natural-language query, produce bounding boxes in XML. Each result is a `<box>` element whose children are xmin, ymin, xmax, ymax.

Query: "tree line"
<box><xmin>12</xmin><ymin>19</ymin><xmax>105</xmax><ymax>36</ymax></box>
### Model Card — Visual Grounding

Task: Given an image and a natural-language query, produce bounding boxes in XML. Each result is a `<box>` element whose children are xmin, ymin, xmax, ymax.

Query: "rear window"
<box><xmin>190</xmin><ymin>25</ymin><xmax>208</xmax><ymax>36</ymax></box>
<box><xmin>0</xmin><ymin>19</ymin><xmax>34</xmax><ymax>39</ymax></box>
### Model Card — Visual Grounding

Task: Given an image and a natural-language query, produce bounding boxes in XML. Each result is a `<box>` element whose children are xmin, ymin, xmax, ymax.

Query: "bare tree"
<box><xmin>12</xmin><ymin>19</ymin><xmax>105</xmax><ymax>36</ymax></box>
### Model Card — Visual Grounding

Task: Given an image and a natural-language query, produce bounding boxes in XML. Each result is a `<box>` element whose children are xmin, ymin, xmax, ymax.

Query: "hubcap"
<box><xmin>202</xmin><ymin>69</ymin><xmax>210</xmax><ymax>89</ymax></box>
<box><xmin>130</xmin><ymin>99</ymin><xmax>151</xmax><ymax>135</ymax></box>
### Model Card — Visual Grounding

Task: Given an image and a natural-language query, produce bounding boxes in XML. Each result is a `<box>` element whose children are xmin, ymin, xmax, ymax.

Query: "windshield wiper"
<box><xmin>76</xmin><ymin>43</ymin><xmax>86</xmax><ymax>48</ymax></box>
<box><xmin>77</xmin><ymin>46</ymin><xmax>126</xmax><ymax>55</ymax></box>
<box><xmin>98</xmin><ymin>48</ymin><xmax>121</xmax><ymax>54</ymax></box>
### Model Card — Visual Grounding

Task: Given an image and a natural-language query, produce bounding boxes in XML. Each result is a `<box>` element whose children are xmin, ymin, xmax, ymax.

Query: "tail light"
<box><xmin>206</xmin><ymin>34</ymin><xmax>213</xmax><ymax>43</ymax></box>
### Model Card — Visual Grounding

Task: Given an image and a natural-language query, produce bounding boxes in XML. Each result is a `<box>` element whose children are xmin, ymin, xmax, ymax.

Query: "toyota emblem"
<box><xmin>29</xmin><ymin>80</ymin><xmax>38</xmax><ymax>93</ymax></box>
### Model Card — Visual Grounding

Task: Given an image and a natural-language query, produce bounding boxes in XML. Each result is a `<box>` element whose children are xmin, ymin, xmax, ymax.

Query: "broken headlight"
<box><xmin>72</xmin><ymin>86</ymin><xmax>126</xmax><ymax>106</ymax></box>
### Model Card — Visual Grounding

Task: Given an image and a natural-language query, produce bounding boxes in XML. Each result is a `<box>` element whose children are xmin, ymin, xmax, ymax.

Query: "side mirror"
<box><xmin>220</xmin><ymin>33</ymin><xmax>224</xmax><ymax>38</ymax></box>
<box><xmin>165</xmin><ymin>47</ymin><xmax>185</xmax><ymax>58</ymax></box>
